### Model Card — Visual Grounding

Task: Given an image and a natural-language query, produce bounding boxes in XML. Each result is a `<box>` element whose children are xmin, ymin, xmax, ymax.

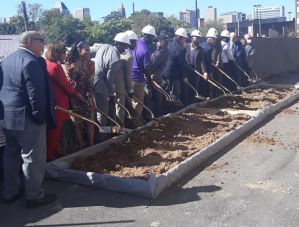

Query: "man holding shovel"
<box><xmin>94</xmin><ymin>33</ymin><xmax>130</xmax><ymax>130</ymax></box>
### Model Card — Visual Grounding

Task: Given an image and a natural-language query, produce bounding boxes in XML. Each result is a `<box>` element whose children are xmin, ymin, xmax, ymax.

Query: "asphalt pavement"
<box><xmin>1</xmin><ymin>75</ymin><xmax>299</xmax><ymax>227</ymax></box>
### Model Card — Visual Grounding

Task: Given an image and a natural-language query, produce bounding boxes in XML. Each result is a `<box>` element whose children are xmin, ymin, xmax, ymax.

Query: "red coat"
<box><xmin>46</xmin><ymin>60</ymin><xmax>76</xmax><ymax>121</ymax></box>
<box><xmin>46</xmin><ymin>59</ymin><xmax>76</xmax><ymax>160</ymax></box>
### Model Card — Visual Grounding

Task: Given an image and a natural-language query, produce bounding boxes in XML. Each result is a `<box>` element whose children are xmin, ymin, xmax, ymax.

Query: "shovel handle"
<box><xmin>213</xmin><ymin>64</ymin><xmax>240</xmax><ymax>88</ymax></box>
<box><xmin>151</xmin><ymin>79</ymin><xmax>171</xmax><ymax>101</ymax></box>
<box><xmin>115</xmin><ymin>99</ymin><xmax>133</xmax><ymax>119</ymax></box>
<box><xmin>234</xmin><ymin>62</ymin><xmax>252</xmax><ymax>81</ymax></box>
<box><xmin>129</xmin><ymin>95</ymin><xmax>155</xmax><ymax>119</ymax></box>
<box><xmin>55</xmin><ymin>106</ymin><xmax>104</xmax><ymax>133</ymax></box>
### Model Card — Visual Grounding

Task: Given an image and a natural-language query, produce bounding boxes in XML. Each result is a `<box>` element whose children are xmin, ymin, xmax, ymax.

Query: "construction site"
<box><xmin>0</xmin><ymin>34</ymin><xmax>299</xmax><ymax>226</ymax></box>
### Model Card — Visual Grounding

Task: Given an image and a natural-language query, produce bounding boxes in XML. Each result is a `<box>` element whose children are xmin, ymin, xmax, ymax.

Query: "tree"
<box><xmin>200</xmin><ymin>20</ymin><xmax>225</xmax><ymax>36</ymax></box>
<box><xmin>41</xmin><ymin>10</ymin><xmax>86</xmax><ymax>46</ymax></box>
<box><xmin>16</xmin><ymin>2</ymin><xmax>44</xmax><ymax>31</ymax></box>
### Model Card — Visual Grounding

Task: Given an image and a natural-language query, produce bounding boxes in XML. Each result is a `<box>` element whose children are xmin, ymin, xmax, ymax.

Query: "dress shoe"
<box><xmin>26</xmin><ymin>193</ymin><xmax>57</xmax><ymax>209</ymax></box>
<box><xmin>3</xmin><ymin>191</ymin><xmax>24</xmax><ymax>204</ymax></box>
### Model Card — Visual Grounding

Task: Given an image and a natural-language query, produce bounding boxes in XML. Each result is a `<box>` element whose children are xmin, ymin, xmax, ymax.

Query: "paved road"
<box><xmin>1</xmin><ymin>86</ymin><xmax>299</xmax><ymax>227</ymax></box>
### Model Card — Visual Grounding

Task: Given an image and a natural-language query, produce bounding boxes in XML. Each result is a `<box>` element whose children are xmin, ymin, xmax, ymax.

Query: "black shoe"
<box><xmin>26</xmin><ymin>193</ymin><xmax>57</xmax><ymax>209</ymax></box>
<box><xmin>3</xmin><ymin>190</ymin><xmax>24</xmax><ymax>204</ymax></box>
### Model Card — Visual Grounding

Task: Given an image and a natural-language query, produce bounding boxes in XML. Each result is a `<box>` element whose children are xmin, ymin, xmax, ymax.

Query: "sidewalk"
<box><xmin>1</xmin><ymin>81</ymin><xmax>299</xmax><ymax>227</ymax></box>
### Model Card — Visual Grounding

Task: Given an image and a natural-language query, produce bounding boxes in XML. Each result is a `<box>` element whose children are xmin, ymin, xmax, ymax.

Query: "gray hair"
<box><xmin>19</xmin><ymin>31</ymin><xmax>43</xmax><ymax>45</ymax></box>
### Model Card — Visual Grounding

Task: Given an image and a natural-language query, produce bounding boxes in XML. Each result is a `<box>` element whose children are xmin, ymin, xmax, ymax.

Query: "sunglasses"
<box><xmin>32</xmin><ymin>37</ymin><xmax>45</xmax><ymax>43</ymax></box>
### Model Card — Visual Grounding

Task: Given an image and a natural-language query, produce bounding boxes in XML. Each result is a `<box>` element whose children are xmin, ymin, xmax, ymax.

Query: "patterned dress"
<box><xmin>64</xmin><ymin>60</ymin><xmax>95</xmax><ymax>126</ymax></box>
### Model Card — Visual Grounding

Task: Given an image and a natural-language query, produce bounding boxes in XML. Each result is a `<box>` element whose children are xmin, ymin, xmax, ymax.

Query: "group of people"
<box><xmin>0</xmin><ymin>25</ymin><xmax>255</xmax><ymax>208</ymax></box>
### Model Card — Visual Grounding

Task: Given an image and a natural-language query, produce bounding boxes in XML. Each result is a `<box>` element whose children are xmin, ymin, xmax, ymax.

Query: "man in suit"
<box><xmin>0</xmin><ymin>31</ymin><xmax>57</xmax><ymax>208</ymax></box>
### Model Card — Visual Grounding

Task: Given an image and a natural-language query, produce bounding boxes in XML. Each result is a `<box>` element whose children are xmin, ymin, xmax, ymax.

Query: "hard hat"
<box><xmin>206</xmin><ymin>28</ymin><xmax>218</xmax><ymax>38</ymax></box>
<box><xmin>220</xmin><ymin>30</ymin><xmax>230</xmax><ymax>38</ymax></box>
<box><xmin>191</xmin><ymin>30</ymin><xmax>201</xmax><ymax>37</ymax></box>
<box><xmin>114</xmin><ymin>32</ymin><xmax>131</xmax><ymax>45</ymax></box>
<box><xmin>142</xmin><ymin>25</ymin><xmax>157</xmax><ymax>36</ymax></box>
<box><xmin>125</xmin><ymin>30</ymin><xmax>138</xmax><ymax>40</ymax></box>
<box><xmin>175</xmin><ymin>27</ymin><xmax>188</xmax><ymax>38</ymax></box>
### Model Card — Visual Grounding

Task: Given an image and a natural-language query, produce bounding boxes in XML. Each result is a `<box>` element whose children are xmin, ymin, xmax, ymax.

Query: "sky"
<box><xmin>0</xmin><ymin>0</ymin><xmax>295</xmax><ymax>21</ymax></box>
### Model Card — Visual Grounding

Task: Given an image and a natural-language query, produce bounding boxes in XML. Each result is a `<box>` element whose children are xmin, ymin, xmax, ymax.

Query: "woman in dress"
<box><xmin>65</xmin><ymin>41</ymin><xmax>95</xmax><ymax>149</ymax></box>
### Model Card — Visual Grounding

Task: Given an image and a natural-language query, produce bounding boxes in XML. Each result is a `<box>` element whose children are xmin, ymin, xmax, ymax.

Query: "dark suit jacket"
<box><xmin>0</xmin><ymin>48</ymin><xmax>55</xmax><ymax>130</ymax></box>
<box><xmin>164</xmin><ymin>39</ymin><xmax>186</xmax><ymax>81</ymax></box>
<box><xmin>0</xmin><ymin>63</ymin><xmax>3</xmax><ymax>120</ymax></box>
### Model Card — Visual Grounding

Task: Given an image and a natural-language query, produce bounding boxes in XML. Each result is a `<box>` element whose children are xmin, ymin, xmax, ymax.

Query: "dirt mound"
<box><xmin>206</xmin><ymin>87</ymin><xmax>294</xmax><ymax>110</ymax></box>
<box><xmin>73</xmin><ymin>111</ymin><xmax>250</xmax><ymax>179</ymax></box>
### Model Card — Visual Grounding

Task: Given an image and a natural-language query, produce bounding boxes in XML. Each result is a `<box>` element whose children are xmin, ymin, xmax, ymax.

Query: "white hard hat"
<box><xmin>125</xmin><ymin>30</ymin><xmax>138</xmax><ymax>40</ymax></box>
<box><xmin>175</xmin><ymin>27</ymin><xmax>188</xmax><ymax>38</ymax></box>
<box><xmin>142</xmin><ymin>25</ymin><xmax>157</xmax><ymax>36</ymax></box>
<box><xmin>191</xmin><ymin>30</ymin><xmax>201</xmax><ymax>37</ymax></box>
<box><xmin>206</xmin><ymin>28</ymin><xmax>218</xmax><ymax>38</ymax></box>
<box><xmin>220</xmin><ymin>30</ymin><xmax>230</xmax><ymax>38</ymax></box>
<box><xmin>114</xmin><ymin>32</ymin><xmax>131</xmax><ymax>45</ymax></box>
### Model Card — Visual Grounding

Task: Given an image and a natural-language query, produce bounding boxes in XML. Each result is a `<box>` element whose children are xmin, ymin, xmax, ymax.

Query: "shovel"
<box><xmin>234</xmin><ymin>62</ymin><xmax>252</xmax><ymax>81</ymax></box>
<box><xmin>151</xmin><ymin>79</ymin><xmax>183</xmax><ymax>106</ymax></box>
<box><xmin>186</xmin><ymin>65</ymin><xmax>230</xmax><ymax>96</ymax></box>
<box><xmin>81</xmin><ymin>98</ymin><xmax>122</xmax><ymax>133</ymax></box>
<box><xmin>183</xmin><ymin>80</ymin><xmax>206</xmax><ymax>101</ymax></box>
<box><xmin>128</xmin><ymin>95</ymin><xmax>156</xmax><ymax>120</ymax></box>
<box><xmin>212</xmin><ymin>65</ymin><xmax>242</xmax><ymax>94</ymax></box>
<box><xmin>213</xmin><ymin>64</ymin><xmax>241</xmax><ymax>89</ymax></box>
<box><xmin>115</xmin><ymin>99</ymin><xmax>133</xmax><ymax>119</ymax></box>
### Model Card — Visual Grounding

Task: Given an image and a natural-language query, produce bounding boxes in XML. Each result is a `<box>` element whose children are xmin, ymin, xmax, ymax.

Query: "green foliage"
<box><xmin>0</xmin><ymin>3</ymin><xmax>186</xmax><ymax>45</ymax></box>
<box><xmin>41</xmin><ymin>10</ymin><xmax>86</xmax><ymax>46</ymax></box>
<box><xmin>199</xmin><ymin>19</ymin><xmax>225</xmax><ymax>36</ymax></box>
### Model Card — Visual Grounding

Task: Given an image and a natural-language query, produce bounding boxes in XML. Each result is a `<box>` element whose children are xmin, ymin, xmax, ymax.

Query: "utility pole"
<box><xmin>132</xmin><ymin>1</ymin><xmax>135</xmax><ymax>14</ymax></box>
<box><xmin>195</xmin><ymin>0</ymin><xmax>198</xmax><ymax>28</ymax></box>
<box><xmin>21</xmin><ymin>1</ymin><xmax>28</xmax><ymax>31</ymax></box>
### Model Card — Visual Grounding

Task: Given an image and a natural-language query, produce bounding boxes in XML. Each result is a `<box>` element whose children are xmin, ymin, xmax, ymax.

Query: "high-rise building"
<box><xmin>296</xmin><ymin>0</ymin><xmax>299</xmax><ymax>36</ymax></box>
<box><xmin>117</xmin><ymin>3</ymin><xmax>126</xmax><ymax>18</ymax></box>
<box><xmin>204</xmin><ymin>6</ymin><xmax>217</xmax><ymax>22</ymax></box>
<box><xmin>252</xmin><ymin>6</ymin><xmax>285</xmax><ymax>19</ymax></box>
<box><xmin>152</xmin><ymin>12</ymin><xmax>164</xmax><ymax>18</ymax></box>
<box><xmin>219</xmin><ymin>11</ymin><xmax>246</xmax><ymax>24</ymax></box>
<box><xmin>74</xmin><ymin>8</ymin><xmax>91</xmax><ymax>20</ymax></box>
<box><xmin>53</xmin><ymin>1</ymin><xmax>70</xmax><ymax>15</ymax></box>
<box><xmin>180</xmin><ymin>9</ymin><xmax>200</xmax><ymax>28</ymax></box>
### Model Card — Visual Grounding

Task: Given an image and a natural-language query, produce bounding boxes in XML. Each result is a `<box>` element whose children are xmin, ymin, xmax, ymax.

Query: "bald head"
<box><xmin>19</xmin><ymin>31</ymin><xmax>45</xmax><ymax>57</ymax></box>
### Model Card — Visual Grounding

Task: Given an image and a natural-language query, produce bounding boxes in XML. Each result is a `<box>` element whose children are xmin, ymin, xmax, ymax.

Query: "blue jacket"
<box><xmin>0</xmin><ymin>48</ymin><xmax>55</xmax><ymax>130</ymax></box>
<box><xmin>232</xmin><ymin>41</ymin><xmax>246</xmax><ymax>68</ymax></box>
<box><xmin>200</xmin><ymin>41</ymin><xmax>214</xmax><ymax>74</ymax></box>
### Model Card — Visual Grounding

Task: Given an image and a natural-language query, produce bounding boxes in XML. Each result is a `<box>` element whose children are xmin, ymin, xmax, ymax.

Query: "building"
<box><xmin>204</xmin><ymin>6</ymin><xmax>217</xmax><ymax>22</ymax></box>
<box><xmin>219</xmin><ymin>11</ymin><xmax>246</xmax><ymax>24</ymax></box>
<box><xmin>152</xmin><ymin>12</ymin><xmax>164</xmax><ymax>18</ymax></box>
<box><xmin>180</xmin><ymin>9</ymin><xmax>199</xmax><ymax>28</ymax></box>
<box><xmin>117</xmin><ymin>3</ymin><xmax>126</xmax><ymax>18</ymax></box>
<box><xmin>296</xmin><ymin>0</ymin><xmax>299</xmax><ymax>36</ymax></box>
<box><xmin>53</xmin><ymin>1</ymin><xmax>70</xmax><ymax>15</ymax></box>
<box><xmin>252</xmin><ymin>6</ymin><xmax>285</xmax><ymax>20</ymax></box>
<box><xmin>227</xmin><ymin>17</ymin><xmax>294</xmax><ymax>38</ymax></box>
<box><xmin>74</xmin><ymin>8</ymin><xmax>91</xmax><ymax>20</ymax></box>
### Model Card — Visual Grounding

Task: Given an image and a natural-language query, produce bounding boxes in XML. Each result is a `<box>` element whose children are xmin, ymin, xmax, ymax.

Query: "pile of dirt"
<box><xmin>72</xmin><ymin>111</ymin><xmax>250</xmax><ymax>179</ymax></box>
<box><xmin>206</xmin><ymin>87</ymin><xmax>294</xmax><ymax>110</ymax></box>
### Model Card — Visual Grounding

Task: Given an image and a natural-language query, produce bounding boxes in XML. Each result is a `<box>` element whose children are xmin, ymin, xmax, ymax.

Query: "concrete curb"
<box><xmin>46</xmin><ymin>85</ymin><xmax>299</xmax><ymax>198</ymax></box>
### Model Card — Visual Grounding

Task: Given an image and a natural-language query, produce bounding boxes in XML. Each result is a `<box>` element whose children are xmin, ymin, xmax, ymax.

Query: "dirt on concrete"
<box><xmin>245</xmin><ymin>132</ymin><xmax>283</xmax><ymax>146</ymax></box>
<box><xmin>206</xmin><ymin>87</ymin><xmax>294</xmax><ymax>110</ymax></box>
<box><xmin>72</xmin><ymin>111</ymin><xmax>250</xmax><ymax>179</ymax></box>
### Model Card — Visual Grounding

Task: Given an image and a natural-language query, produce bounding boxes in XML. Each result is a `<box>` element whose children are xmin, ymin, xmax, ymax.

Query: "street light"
<box><xmin>254</xmin><ymin>4</ymin><xmax>262</xmax><ymax>37</ymax></box>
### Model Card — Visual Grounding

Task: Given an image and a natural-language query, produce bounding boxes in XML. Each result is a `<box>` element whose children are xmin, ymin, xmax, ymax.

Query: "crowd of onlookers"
<box><xmin>0</xmin><ymin>25</ymin><xmax>255</xmax><ymax>208</ymax></box>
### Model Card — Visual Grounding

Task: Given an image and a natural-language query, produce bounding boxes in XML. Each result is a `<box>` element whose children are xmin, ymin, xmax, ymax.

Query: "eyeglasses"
<box><xmin>32</xmin><ymin>37</ymin><xmax>45</xmax><ymax>43</ymax></box>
